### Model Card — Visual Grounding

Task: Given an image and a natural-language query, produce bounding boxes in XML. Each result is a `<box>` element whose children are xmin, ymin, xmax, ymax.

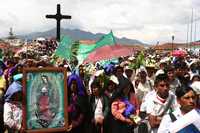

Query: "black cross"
<box><xmin>46</xmin><ymin>4</ymin><xmax>71</xmax><ymax>42</ymax></box>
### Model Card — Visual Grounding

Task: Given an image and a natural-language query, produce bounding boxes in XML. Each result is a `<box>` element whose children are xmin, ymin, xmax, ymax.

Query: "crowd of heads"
<box><xmin>0</xmin><ymin>39</ymin><xmax>200</xmax><ymax>132</ymax></box>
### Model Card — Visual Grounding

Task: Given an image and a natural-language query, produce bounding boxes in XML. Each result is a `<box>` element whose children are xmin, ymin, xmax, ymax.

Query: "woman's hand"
<box><xmin>95</xmin><ymin>116</ymin><xmax>104</xmax><ymax>125</ymax></box>
<box><xmin>125</xmin><ymin>118</ymin><xmax>133</xmax><ymax>125</ymax></box>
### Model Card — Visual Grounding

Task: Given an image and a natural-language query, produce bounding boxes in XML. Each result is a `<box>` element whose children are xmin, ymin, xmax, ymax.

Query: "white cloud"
<box><xmin>0</xmin><ymin>0</ymin><xmax>199</xmax><ymax>44</ymax></box>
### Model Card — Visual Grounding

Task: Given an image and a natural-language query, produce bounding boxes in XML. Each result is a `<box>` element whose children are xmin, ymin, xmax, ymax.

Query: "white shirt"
<box><xmin>140</xmin><ymin>90</ymin><xmax>156</xmax><ymax>112</ymax></box>
<box><xmin>94</xmin><ymin>98</ymin><xmax>103</xmax><ymax>119</ymax></box>
<box><xmin>136</xmin><ymin>79</ymin><xmax>154</xmax><ymax>102</ymax></box>
<box><xmin>146</xmin><ymin>91</ymin><xmax>178</xmax><ymax>116</ymax></box>
<box><xmin>4</xmin><ymin>102</ymin><xmax>22</xmax><ymax>130</ymax></box>
<box><xmin>157</xmin><ymin>108</ymin><xmax>183</xmax><ymax>133</ymax></box>
<box><xmin>137</xmin><ymin>79</ymin><xmax>154</xmax><ymax>93</ymax></box>
<box><xmin>146</xmin><ymin>91</ymin><xmax>178</xmax><ymax>133</ymax></box>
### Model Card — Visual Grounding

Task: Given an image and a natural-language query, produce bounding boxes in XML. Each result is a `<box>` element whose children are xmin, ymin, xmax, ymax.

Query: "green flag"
<box><xmin>76</xmin><ymin>43</ymin><xmax>96</xmax><ymax>64</ymax></box>
<box><xmin>76</xmin><ymin>31</ymin><xmax>116</xmax><ymax>64</ymax></box>
<box><xmin>54</xmin><ymin>36</ymin><xmax>73</xmax><ymax>60</ymax></box>
<box><xmin>95</xmin><ymin>30</ymin><xmax>116</xmax><ymax>49</ymax></box>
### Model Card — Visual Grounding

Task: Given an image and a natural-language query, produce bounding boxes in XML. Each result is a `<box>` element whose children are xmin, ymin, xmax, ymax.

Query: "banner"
<box><xmin>76</xmin><ymin>31</ymin><xmax>116</xmax><ymax>64</ymax></box>
<box><xmin>54</xmin><ymin>36</ymin><xmax>73</xmax><ymax>60</ymax></box>
<box><xmin>169</xmin><ymin>109</ymin><xmax>200</xmax><ymax>133</ymax></box>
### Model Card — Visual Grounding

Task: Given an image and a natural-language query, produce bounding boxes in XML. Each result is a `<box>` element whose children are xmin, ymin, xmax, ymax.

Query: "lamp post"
<box><xmin>172</xmin><ymin>35</ymin><xmax>175</xmax><ymax>52</ymax></box>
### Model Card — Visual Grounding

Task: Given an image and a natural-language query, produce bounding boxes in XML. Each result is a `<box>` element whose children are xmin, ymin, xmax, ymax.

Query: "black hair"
<box><xmin>174</xmin><ymin>61</ymin><xmax>187</xmax><ymax>69</ymax></box>
<box><xmin>115</xmin><ymin>65</ymin><xmax>124</xmax><ymax>72</ymax></box>
<box><xmin>191</xmin><ymin>74</ymin><xmax>200</xmax><ymax>81</ymax></box>
<box><xmin>175</xmin><ymin>84</ymin><xmax>195</xmax><ymax>98</ymax></box>
<box><xmin>165</xmin><ymin>65</ymin><xmax>175</xmax><ymax>72</ymax></box>
<box><xmin>154</xmin><ymin>73</ymin><xmax>168</xmax><ymax>86</ymax></box>
<box><xmin>111</xmin><ymin>78</ymin><xmax>134</xmax><ymax>101</ymax></box>
<box><xmin>91</xmin><ymin>77</ymin><xmax>102</xmax><ymax>88</ymax></box>
<box><xmin>91</xmin><ymin>76</ymin><xmax>105</xmax><ymax>95</ymax></box>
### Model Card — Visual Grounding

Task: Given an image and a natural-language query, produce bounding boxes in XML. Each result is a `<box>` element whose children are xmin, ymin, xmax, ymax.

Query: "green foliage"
<box><xmin>129</xmin><ymin>51</ymin><xmax>145</xmax><ymax>70</ymax></box>
<box><xmin>70</xmin><ymin>40</ymin><xmax>80</xmax><ymax>62</ymax></box>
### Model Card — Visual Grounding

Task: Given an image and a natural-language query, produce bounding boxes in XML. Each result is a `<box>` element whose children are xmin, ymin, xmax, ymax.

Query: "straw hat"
<box><xmin>109</xmin><ymin>75</ymin><xmax>119</xmax><ymax>85</ymax></box>
<box><xmin>190</xmin><ymin>81</ymin><xmax>200</xmax><ymax>95</ymax></box>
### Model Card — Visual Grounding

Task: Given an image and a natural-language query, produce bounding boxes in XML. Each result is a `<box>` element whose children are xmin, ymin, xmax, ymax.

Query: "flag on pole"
<box><xmin>76</xmin><ymin>31</ymin><xmax>116</xmax><ymax>64</ymax></box>
<box><xmin>95</xmin><ymin>30</ymin><xmax>116</xmax><ymax>49</ymax></box>
<box><xmin>54</xmin><ymin>36</ymin><xmax>73</xmax><ymax>60</ymax></box>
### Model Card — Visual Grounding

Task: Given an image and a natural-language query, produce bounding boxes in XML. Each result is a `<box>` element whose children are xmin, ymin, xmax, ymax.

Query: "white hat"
<box><xmin>14</xmin><ymin>54</ymin><xmax>20</xmax><ymax>58</ymax></box>
<box><xmin>120</xmin><ymin>61</ymin><xmax>129</xmax><ymax>67</ymax></box>
<box><xmin>110</xmin><ymin>75</ymin><xmax>119</xmax><ymax>85</ymax></box>
<box><xmin>138</xmin><ymin>66</ymin><xmax>147</xmax><ymax>74</ymax></box>
<box><xmin>155</xmin><ymin>69</ymin><xmax>165</xmax><ymax>77</ymax></box>
<box><xmin>128</xmin><ymin>56</ymin><xmax>135</xmax><ymax>61</ymax></box>
<box><xmin>160</xmin><ymin>57</ymin><xmax>170</xmax><ymax>64</ymax></box>
<box><xmin>190</xmin><ymin>81</ymin><xmax>200</xmax><ymax>94</ymax></box>
<box><xmin>94</xmin><ymin>70</ymin><xmax>104</xmax><ymax>77</ymax></box>
<box><xmin>64</xmin><ymin>64</ymin><xmax>69</xmax><ymax>68</ymax></box>
<box><xmin>124</xmin><ymin>65</ymin><xmax>132</xmax><ymax>70</ymax></box>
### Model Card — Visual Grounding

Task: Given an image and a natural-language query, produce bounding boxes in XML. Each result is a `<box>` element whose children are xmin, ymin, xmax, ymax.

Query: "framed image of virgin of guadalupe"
<box><xmin>22</xmin><ymin>67</ymin><xmax>68</xmax><ymax>133</ymax></box>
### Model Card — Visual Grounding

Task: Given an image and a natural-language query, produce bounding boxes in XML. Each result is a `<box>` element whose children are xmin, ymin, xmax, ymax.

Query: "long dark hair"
<box><xmin>111</xmin><ymin>78</ymin><xmax>134</xmax><ymax>102</ymax></box>
<box><xmin>91</xmin><ymin>76</ymin><xmax>105</xmax><ymax>96</ymax></box>
<box><xmin>175</xmin><ymin>84</ymin><xmax>195</xmax><ymax>98</ymax></box>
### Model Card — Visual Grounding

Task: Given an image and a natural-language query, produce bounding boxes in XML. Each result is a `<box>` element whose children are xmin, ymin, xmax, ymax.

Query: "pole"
<box><xmin>190</xmin><ymin>9</ymin><xmax>193</xmax><ymax>50</ymax></box>
<box><xmin>172</xmin><ymin>35</ymin><xmax>175</xmax><ymax>52</ymax></box>
<box><xmin>186</xmin><ymin>21</ymin><xmax>189</xmax><ymax>49</ymax></box>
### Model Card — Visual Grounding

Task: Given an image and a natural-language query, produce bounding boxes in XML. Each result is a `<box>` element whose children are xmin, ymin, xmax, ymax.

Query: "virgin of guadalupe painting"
<box><xmin>22</xmin><ymin>67</ymin><xmax>68</xmax><ymax>132</ymax></box>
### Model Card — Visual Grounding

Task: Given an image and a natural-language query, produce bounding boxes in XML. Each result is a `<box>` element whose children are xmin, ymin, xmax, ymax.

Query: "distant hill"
<box><xmin>16</xmin><ymin>28</ymin><xmax>148</xmax><ymax>46</ymax></box>
<box><xmin>150</xmin><ymin>42</ymin><xmax>200</xmax><ymax>50</ymax></box>
<box><xmin>151</xmin><ymin>43</ymin><xmax>186</xmax><ymax>50</ymax></box>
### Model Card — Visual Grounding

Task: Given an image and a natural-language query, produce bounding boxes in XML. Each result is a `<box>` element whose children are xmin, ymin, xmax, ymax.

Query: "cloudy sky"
<box><xmin>0</xmin><ymin>0</ymin><xmax>200</xmax><ymax>44</ymax></box>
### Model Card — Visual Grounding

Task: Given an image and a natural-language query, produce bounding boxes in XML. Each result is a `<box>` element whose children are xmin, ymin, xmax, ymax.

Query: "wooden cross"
<box><xmin>46</xmin><ymin>4</ymin><xmax>71</xmax><ymax>42</ymax></box>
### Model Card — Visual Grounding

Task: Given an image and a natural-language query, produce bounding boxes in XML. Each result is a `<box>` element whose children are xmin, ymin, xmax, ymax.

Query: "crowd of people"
<box><xmin>0</xmin><ymin>39</ymin><xmax>200</xmax><ymax>133</ymax></box>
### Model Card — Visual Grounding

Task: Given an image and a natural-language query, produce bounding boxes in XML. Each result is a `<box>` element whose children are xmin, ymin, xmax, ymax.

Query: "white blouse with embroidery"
<box><xmin>4</xmin><ymin>102</ymin><xmax>22</xmax><ymax>130</ymax></box>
